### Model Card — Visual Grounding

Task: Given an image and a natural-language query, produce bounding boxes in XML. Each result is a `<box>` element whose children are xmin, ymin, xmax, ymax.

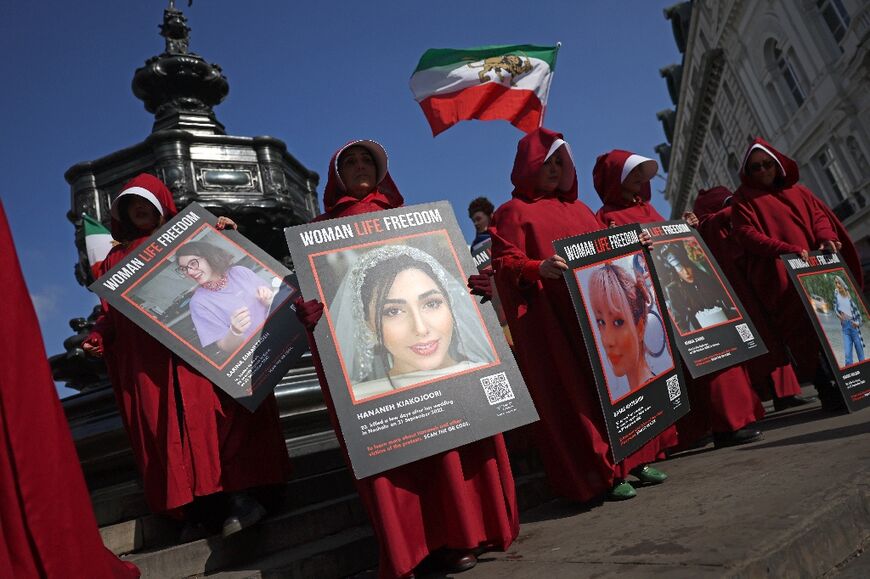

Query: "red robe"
<box><xmin>731</xmin><ymin>138</ymin><xmax>862</xmax><ymax>380</ymax></box>
<box><xmin>592</xmin><ymin>151</ymin><xmax>760</xmax><ymax>444</ymax></box>
<box><xmin>308</xmin><ymin>141</ymin><xmax>518</xmax><ymax>579</ymax></box>
<box><xmin>693</xmin><ymin>187</ymin><xmax>801</xmax><ymax>399</ymax></box>
<box><xmin>489</xmin><ymin>130</ymin><xmax>674</xmax><ymax>502</ymax></box>
<box><xmin>92</xmin><ymin>174</ymin><xmax>290</xmax><ymax>515</ymax></box>
<box><xmin>593</xmin><ymin>149</ymin><xmax>664</xmax><ymax>227</ymax></box>
<box><xmin>0</xmin><ymin>202</ymin><xmax>139</xmax><ymax>578</ymax></box>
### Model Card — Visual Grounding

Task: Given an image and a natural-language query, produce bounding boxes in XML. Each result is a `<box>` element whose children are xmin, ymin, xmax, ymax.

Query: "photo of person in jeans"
<box><xmin>833</xmin><ymin>274</ymin><xmax>865</xmax><ymax>366</ymax></box>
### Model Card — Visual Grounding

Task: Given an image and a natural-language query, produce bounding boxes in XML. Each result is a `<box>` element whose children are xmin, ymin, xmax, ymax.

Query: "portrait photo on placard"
<box><xmin>121</xmin><ymin>224</ymin><xmax>296</xmax><ymax>368</ymax></box>
<box><xmin>650</xmin><ymin>238</ymin><xmax>741</xmax><ymax>336</ymax></box>
<box><xmin>575</xmin><ymin>251</ymin><xmax>674</xmax><ymax>404</ymax></box>
<box><xmin>797</xmin><ymin>269</ymin><xmax>869</xmax><ymax>370</ymax></box>
<box><xmin>311</xmin><ymin>230</ymin><xmax>499</xmax><ymax>404</ymax></box>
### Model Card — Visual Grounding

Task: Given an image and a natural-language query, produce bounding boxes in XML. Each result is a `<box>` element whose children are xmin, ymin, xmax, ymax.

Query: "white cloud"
<box><xmin>30</xmin><ymin>285</ymin><xmax>62</xmax><ymax>321</ymax></box>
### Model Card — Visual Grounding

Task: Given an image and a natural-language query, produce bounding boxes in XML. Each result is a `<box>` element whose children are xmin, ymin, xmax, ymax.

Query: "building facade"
<box><xmin>656</xmin><ymin>0</ymin><xmax>870</xmax><ymax>263</ymax></box>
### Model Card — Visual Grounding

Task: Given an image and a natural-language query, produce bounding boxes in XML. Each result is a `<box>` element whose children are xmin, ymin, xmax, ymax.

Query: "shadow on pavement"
<box><xmin>519</xmin><ymin>496</ymin><xmax>601</xmax><ymax>524</ymax></box>
<box><xmin>757</xmin><ymin>405</ymin><xmax>840</xmax><ymax>431</ymax></box>
<box><xmin>739</xmin><ymin>420</ymin><xmax>870</xmax><ymax>450</ymax></box>
<box><xmin>662</xmin><ymin>443</ymin><xmax>717</xmax><ymax>461</ymax></box>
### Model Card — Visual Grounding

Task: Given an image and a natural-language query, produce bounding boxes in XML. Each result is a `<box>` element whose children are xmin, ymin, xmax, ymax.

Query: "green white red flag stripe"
<box><xmin>410</xmin><ymin>44</ymin><xmax>559</xmax><ymax>136</ymax></box>
<box><xmin>83</xmin><ymin>214</ymin><xmax>113</xmax><ymax>276</ymax></box>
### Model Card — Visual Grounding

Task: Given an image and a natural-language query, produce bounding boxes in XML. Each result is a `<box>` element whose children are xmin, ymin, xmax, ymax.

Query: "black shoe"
<box><xmin>440</xmin><ymin>550</ymin><xmax>478</xmax><ymax>573</ymax></box>
<box><xmin>178</xmin><ymin>521</ymin><xmax>208</xmax><ymax>543</ymax></box>
<box><xmin>713</xmin><ymin>428</ymin><xmax>763</xmax><ymax>448</ymax></box>
<box><xmin>221</xmin><ymin>493</ymin><xmax>266</xmax><ymax>538</ymax></box>
<box><xmin>772</xmin><ymin>395</ymin><xmax>816</xmax><ymax>411</ymax></box>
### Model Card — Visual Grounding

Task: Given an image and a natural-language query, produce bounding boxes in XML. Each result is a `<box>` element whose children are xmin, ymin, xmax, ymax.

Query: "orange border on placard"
<box><xmin>308</xmin><ymin>229</ymin><xmax>501</xmax><ymax>406</ymax></box>
<box><xmin>796</xmin><ymin>267</ymin><xmax>869</xmax><ymax>371</ymax></box>
<box><xmin>651</xmin><ymin>236</ymin><xmax>744</xmax><ymax>337</ymax></box>
<box><xmin>573</xmin><ymin>249</ymin><xmax>677</xmax><ymax>405</ymax></box>
<box><xmin>120</xmin><ymin>223</ymin><xmax>296</xmax><ymax>371</ymax></box>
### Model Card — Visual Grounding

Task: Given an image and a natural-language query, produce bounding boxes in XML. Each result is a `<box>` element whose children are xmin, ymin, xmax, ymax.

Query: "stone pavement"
<box><xmin>415</xmin><ymin>391</ymin><xmax>870</xmax><ymax>578</ymax></box>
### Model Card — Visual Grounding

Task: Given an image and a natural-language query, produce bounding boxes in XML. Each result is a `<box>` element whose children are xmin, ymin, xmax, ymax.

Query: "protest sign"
<box><xmin>285</xmin><ymin>201</ymin><xmax>538</xmax><ymax>478</ymax></box>
<box><xmin>91</xmin><ymin>203</ymin><xmax>306</xmax><ymax>411</ymax></box>
<box><xmin>471</xmin><ymin>238</ymin><xmax>511</xmax><ymax>345</ymax></box>
<box><xmin>644</xmin><ymin>220</ymin><xmax>767</xmax><ymax>378</ymax></box>
<box><xmin>554</xmin><ymin>224</ymin><xmax>688</xmax><ymax>462</ymax></box>
<box><xmin>783</xmin><ymin>251</ymin><xmax>870</xmax><ymax>412</ymax></box>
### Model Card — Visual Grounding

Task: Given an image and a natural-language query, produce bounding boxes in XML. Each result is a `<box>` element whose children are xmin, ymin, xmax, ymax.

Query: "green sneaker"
<box><xmin>630</xmin><ymin>465</ymin><xmax>668</xmax><ymax>485</ymax></box>
<box><xmin>607</xmin><ymin>481</ymin><xmax>637</xmax><ymax>501</ymax></box>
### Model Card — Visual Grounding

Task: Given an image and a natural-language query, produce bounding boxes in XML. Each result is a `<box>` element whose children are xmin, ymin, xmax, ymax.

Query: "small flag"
<box><xmin>83</xmin><ymin>214</ymin><xmax>113</xmax><ymax>277</ymax></box>
<box><xmin>410</xmin><ymin>44</ymin><xmax>559</xmax><ymax>136</ymax></box>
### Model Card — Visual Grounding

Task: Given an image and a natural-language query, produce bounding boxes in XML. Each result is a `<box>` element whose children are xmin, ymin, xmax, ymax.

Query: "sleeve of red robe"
<box><xmin>89</xmin><ymin>298</ymin><xmax>115</xmax><ymax>345</ymax></box>
<box><xmin>0</xmin><ymin>202</ymin><xmax>139</xmax><ymax>579</ymax></box>
<box><xmin>805</xmin><ymin>186</ymin><xmax>864</xmax><ymax>288</ymax></box>
<box><xmin>700</xmin><ymin>208</ymin><xmax>731</xmax><ymax>239</ymax></box>
<box><xmin>488</xmin><ymin>230</ymin><xmax>541</xmax><ymax>338</ymax></box>
<box><xmin>797</xmin><ymin>185</ymin><xmax>839</xmax><ymax>245</ymax></box>
<box><xmin>731</xmin><ymin>197</ymin><xmax>805</xmax><ymax>257</ymax></box>
<box><xmin>89</xmin><ymin>248</ymin><xmax>128</xmax><ymax>344</ymax></box>
<box><xmin>488</xmin><ymin>208</ymin><xmax>545</xmax><ymax>289</ymax></box>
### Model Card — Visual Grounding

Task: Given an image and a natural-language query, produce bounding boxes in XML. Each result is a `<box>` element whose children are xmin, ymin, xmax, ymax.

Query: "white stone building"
<box><xmin>656</xmin><ymin>0</ymin><xmax>870</xmax><ymax>265</ymax></box>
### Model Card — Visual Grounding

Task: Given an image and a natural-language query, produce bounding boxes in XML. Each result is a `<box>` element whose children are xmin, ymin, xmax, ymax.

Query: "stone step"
<box><xmin>124</xmin><ymin>493</ymin><xmax>368</xmax><ymax>578</ymax></box>
<box><xmin>139</xmin><ymin>471</ymin><xmax>552</xmax><ymax>579</ymax></box>
<box><xmin>94</xmin><ymin>438</ymin><xmax>346</xmax><ymax>529</ymax></box>
<box><xmin>100</xmin><ymin>512</ymin><xmax>180</xmax><ymax>556</ymax></box>
<box><xmin>100</xmin><ymin>464</ymin><xmax>357</xmax><ymax>556</ymax></box>
<box><xmin>203</xmin><ymin>526</ymin><xmax>378</xmax><ymax>579</ymax></box>
<box><xmin>210</xmin><ymin>471</ymin><xmax>551</xmax><ymax>579</ymax></box>
<box><xmin>92</xmin><ymin>479</ymin><xmax>149</xmax><ymax>528</ymax></box>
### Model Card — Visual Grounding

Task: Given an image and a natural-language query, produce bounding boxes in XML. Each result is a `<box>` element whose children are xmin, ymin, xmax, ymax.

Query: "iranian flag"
<box><xmin>410</xmin><ymin>44</ymin><xmax>559</xmax><ymax>136</ymax></box>
<box><xmin>83</xmin><ymin>214</ymin><xmax>113</xmax><ymax>277</ymax></box>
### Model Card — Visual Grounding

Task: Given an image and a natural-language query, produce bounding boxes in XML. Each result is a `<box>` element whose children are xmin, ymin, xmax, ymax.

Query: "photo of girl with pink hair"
<box><xmin>580</xmin><ymin>253</ymin><xmax>673</xmax><ymax>402</ymax></box>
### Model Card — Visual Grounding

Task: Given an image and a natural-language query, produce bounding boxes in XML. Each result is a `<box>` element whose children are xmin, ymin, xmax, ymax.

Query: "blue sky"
<box><xmin>0</xmin><ymin>1</ymin><xmax>681</xmax><ymax>397</ymax></box>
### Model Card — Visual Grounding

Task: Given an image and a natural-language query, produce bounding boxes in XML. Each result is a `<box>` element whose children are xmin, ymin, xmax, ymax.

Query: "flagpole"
<box><xmin>539</xmin><ymin>42</ymin><xmax>561</xmax><ymax>128</ymax></box>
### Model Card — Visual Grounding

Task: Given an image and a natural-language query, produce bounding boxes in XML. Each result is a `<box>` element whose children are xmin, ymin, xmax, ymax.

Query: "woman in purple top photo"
<box><xmin>175</xmin><ymin>241</ymin><xmax>275</xmax><ymax>354</ymax></box>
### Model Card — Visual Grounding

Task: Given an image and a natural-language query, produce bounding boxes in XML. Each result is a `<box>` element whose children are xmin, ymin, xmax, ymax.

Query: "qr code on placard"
<box><xmin>666</xmin><ymin>375</ymin><xmax>681</xmax><ymax>401</ymax></box>
<box><xmin>735</xmin><ymin>323</ymin><xmax>754</xmax><ymax>343</ymax></box>
<box><xmin>481</xmin><ymin>372</ymin><xmax>515</xmax><ymax>405</ymax></box>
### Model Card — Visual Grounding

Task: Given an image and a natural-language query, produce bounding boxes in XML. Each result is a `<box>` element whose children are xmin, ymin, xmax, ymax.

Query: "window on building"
<box><xmin>722</xmin><ymin>80</ymin><xmax>735</xmax><ymax>106</ymax></box>
<box><xmin>816</xmin><ymin>0</ymin><xmax>851</xmax><ymax>44</ymax></box>
<box><xmin>712</xmin><ymin>115</ymin><xmax>724</xmax><ymax>142</ymax></box>
<box><xmin>816</xmin><ymin>145</ymin><xmax>849</xmax><ymax>203</ymax></box>
<box><xmin>773</xmin><ymin>45</ymin><xmax>806</xmax><ymax>106</ymax></box>
<box><xmin>698</xmin><ymin>29</ymin><xmax>709</xmax><ymax>52</ymax></box>
<box><xmin>765</xmin><ymin>82</ymin><xmax>788</xmax><ymax>125</ymax></box>
<box><xmin>846</xmin><ymin>136</ymin><xmax>869</xmax><ymax>176</ymax></box>
<box><xmin>728</xmin><ymin>153</ymin><xmax>740</xmax><ymax>176</ymax></box>
<box><xmin>698</xmin><ymin>163</ymin><xmax>710</xmax><ymax>187</ymax></box>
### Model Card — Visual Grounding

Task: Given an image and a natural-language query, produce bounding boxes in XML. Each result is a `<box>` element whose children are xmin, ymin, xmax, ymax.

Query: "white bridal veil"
<box><xmin>329</xmin><ymin>243</ymin><xmax>494</xmax><ymax>383</ymax></box>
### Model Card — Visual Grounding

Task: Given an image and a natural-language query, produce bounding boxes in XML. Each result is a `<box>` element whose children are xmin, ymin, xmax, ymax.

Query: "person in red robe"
<box><xmin>83</xmin><ymin>174</ymin><xmax>291</xmax><ymax>537</ymax></box>
<box><xmin>295</xmin><ymin>140</ymin><xmax>519</xmax><ymax>579</ymax></box>
<box><xmin>692</xmin><ymin>187</ymin><xmax>805</xmax><ymax>409</ymax></box>
<box><xmin>0</xmin><ymin>201</ymin><xmax>139</xmax><ymax>578</ymax></box>
<box><xmin>594</xmin><ymin>150</ymin><xmax>668</xmax><ymax>227</ymax></box>
<box><xmin>488</xmin><ymin>129</ymin><xmax>673</xmax><ymax>503</ymax></box>
<box><xmin>731</xmin><ymin>137</ymin><xmax>862</xmax><ymax>411</ymax></box>
<box><xmin>593</xmin><ymin>150</ymin><xmax>763</xmax><ymax>448</ymax></box>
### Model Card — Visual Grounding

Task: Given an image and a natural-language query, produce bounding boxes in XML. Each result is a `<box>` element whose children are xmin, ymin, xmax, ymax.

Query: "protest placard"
<box><xmin>554</xmin><ymin>224</ymin><xmax>688</xmax><ymax>462</ymax></box>
<box><xmin>285</xmin><ymin>201</ymin><xmax>538</xmax><ymax>478</ymax></box>
<box><xmin>783</xmin><ymin>251</ymin><xmax>870</xmax><ymax>412</ymax></box>
<box><xmin>644</xmin><ymin>220</ymin><xmax>767</xmax><ymax>378</ymax></box>
<box><xmin>91</xmin><ymin>203</ymin><xmax>306</xmax><ymax>411</ymax></box>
